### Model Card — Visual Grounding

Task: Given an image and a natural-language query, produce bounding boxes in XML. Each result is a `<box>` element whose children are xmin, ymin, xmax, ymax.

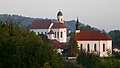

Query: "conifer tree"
<box><xmin>69</xmin><ymin>32</ymin><xmax>78</xmax><ymax>57</ymax></box>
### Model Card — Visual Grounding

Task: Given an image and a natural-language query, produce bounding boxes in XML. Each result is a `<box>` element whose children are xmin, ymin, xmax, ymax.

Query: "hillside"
<box><xmin>0</xmin><ymin>14</ymin><xmax>99</xmax><ymax>31</ymax></box>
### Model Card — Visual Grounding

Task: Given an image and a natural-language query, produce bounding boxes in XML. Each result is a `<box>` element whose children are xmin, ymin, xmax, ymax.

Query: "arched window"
<box><xmin>103</xmin><ymin>44</ymin><xmax>105</xmax><ymax>52</ymax></box>
<box><xmin>38</xmin><ymin>32</ymin><xmax>39</xmax><ymax>35</ymax></box>
<box><xmin>61</xmin><ymin>19</ymin><xmax>63</xmax><ymax>21</ymax></box>
<box><xmin>57</xmin><ymin>32</ymin><xmax>59</xmax><ymax>38</ymax></box>
<box><xmin>54</xmin><ymin>32</ymin><xmax>56</xmax><ymax>38</ymax></box>
<box><xmin>61</xmin><ymin>32</ymin><xmax>63</xmax><ymax>38</ymax></box>
<box><xmin>87</xmin><ymin>44</ymin><xmax>90</xmax><ymax>52</ymax></box>
<box><xmin>94</xmin><ymin>44</ymin><xmax>97</xmax><ymax>51</ymax></box>
<box><xmin>80</xmin><ymin>44</ymin><xmax>83</xmax><ymax>51</ymax></box>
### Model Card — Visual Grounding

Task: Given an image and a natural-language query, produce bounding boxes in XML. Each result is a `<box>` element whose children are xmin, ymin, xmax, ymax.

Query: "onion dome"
<box><xmin>57</xmin><ymin>11</ymin><xmax>63</xmax><ymax>16</ymax></box>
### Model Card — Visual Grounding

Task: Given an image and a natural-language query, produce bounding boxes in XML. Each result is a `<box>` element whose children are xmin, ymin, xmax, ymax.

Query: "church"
<box><xmin>75</xmin><ymin>18</ymin><xmax>112</xmax><ymax>57</ymax></box>
<box><xmin>30</xmin><ymin>11</ymin><xmax>112</xmax><ymax>57</ymax></box>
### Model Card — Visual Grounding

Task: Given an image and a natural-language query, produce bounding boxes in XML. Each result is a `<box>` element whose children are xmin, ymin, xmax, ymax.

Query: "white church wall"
<box><xmin>77</xmin><ymin>40</ymin><xmax>112</xmax><ymax>57</ymax></box>
<box><xmin>30</xmin><ymin>29</ymin><xmax>48</xmax><ymax>35</ymax></box>
<box><xmin>99</xmin><ymin>40</ymin><xmax>112</xmax><ymax>57</ymax></box>
<box><xmin>59</xmin><ymin>28</ymin><xmax>67</xmax><ymax>43</ymax></box>
<box><xmin>77</xmin><ymin>41</ymin><xmax>100</xmax><ymax>53</ymax></box>
<box><xmin>30</xmin><ymin>27</ymin><xmax>67</xmax><ymax>43</ymax></box>
<box><xmin>52</xmin><ymin>28</ymin><xmax>67</xmax><ymax>43</ymax></box>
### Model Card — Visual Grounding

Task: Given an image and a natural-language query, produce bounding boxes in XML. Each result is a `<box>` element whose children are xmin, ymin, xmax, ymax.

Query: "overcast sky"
<box><xmin>0</xmin><ymin>0</ymin><xmax>120</xmax><ymax>32</ymax></box>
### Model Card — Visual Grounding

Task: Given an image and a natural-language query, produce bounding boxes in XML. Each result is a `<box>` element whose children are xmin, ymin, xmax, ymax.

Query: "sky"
<box><xmin>0</xmin><ymin>0</ymin><xmax>120</xmax><ymax>32</ymax></box>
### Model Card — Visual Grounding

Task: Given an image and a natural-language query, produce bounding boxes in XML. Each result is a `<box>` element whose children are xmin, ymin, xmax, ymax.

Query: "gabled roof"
<box><xmin>50</xmin><ymin>39</ymin><xmax>61</xmax><ymax>49</ymax></box>
<box><xmin>76</xmin><ymin>30</ymin><xmax>112</xmax><ymax>41</ymax></box>
<box><xmin>52</xmin><ymin>23</ymin><xmax>66</xmax><ymax>28</ymax></box>
<box><xmin>30</xmin><ymin>20</ymin><xmax>52</xmax><ymax>29</ymax></box>
<box><xmin>30</xmin><ymin>20</ymin><xmax>66</xmax><ymax>29</ymax></box>
<box><xmin>48</xmin><ymin>29</ymin><xmax>54</xmax><ymax>34</ymax></box>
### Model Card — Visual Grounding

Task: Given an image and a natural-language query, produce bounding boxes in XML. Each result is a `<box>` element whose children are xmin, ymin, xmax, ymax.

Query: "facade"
<box><xmin>30</xmin><ymin>11</ymin><xmax>67</xmax><ymax>44</ymax></box>
<box><xmin>30</xmin><ymin>11</ymin><xmax>67</xmax><ymax>51</ymax></box>
<box><xmin>75</xmin><ymin>18</ymin><xmax>112</xmax><ymax>57</ymax></box>
<box><xmin>30</xmin><ymin>11</ymin><xmax>112</xmax><ymax>57</ymax></box>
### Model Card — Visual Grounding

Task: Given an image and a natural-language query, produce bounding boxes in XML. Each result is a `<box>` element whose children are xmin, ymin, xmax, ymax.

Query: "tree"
<box><xmin>108</xmin><ymin>30</ymin><xmax>120</xmax><ymax>42</ymax></box>
<box><xmin>68</xmin><ymin>32</ymin><xmax>78</xmax><ymax>57</ymax></box>
<box><xmin>43</xmin><ymin>62</ymin><xmax>51</xmax><ymax>68</ymax></box>
<box><xmin>0</xmin><ymin>20</ymin><xmax>64</xmax><ymax>68</ymax></box>
<box><xmin>77</xmin><ymin>51</ymin><xmax>100</xmax><ymax>68</ymax></box>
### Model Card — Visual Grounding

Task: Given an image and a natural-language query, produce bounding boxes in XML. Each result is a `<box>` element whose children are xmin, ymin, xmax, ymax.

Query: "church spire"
<box><xmin>76</xmin><ymin>17</ymin><xmax>80</xmax><ymax>30</ymax></box>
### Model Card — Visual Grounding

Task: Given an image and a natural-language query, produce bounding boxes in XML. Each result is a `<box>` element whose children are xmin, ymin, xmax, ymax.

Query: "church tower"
<box><xmin>57</xmin><ymin>11</ymin><xmax>64</xmax><ymax>23</ymax></box>
<box><xmin>76</xmin><ymin>17</ymin><xmax>80</xmax><ymax>33</ymax></box>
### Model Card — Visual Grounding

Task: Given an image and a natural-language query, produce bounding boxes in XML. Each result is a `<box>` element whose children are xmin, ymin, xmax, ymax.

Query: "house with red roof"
<box><xmin>30</xmin><ymin>11</ymin><xmax>112</xmax><ymax>57</ymax></box>
<box><xmin>75</xmin><ymin>18</ymin><xmax>112</xmax><ymax>57</ymax></box>
<box><xmin>30</xmin><ymin>11</ymin><xmax>67</xmax><ymax>54</ymax></box>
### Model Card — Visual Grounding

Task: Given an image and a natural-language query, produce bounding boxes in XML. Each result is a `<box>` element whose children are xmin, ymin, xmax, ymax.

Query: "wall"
<box><xmin>30</xmin><ymin>28</ymin><xmax>67</xmax><ymax>43</ymax></box>
<box><xmin>52</xmin><ymin>28</ymin><xmax>67</xmax><ymax>43</ymax></box>
<box><xmin>77</xmin><ymin>40</ymin><xmax>112</xmax><ymax>57</ymax></box>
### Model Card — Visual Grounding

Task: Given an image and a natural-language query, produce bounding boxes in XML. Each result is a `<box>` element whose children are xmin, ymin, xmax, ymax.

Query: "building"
<box><xmin>30</xmin><ymin>11</ymin><xmax>112</xmax><ymax>57</ymax></box>
<box><xmin>30</xmin><ymin>11</ymin><xmax>67</xmax><ymax>54</ymax></box>
<box><xmin>75</xmin><ymin>18</ymin><xmax>112</xmax><ymax>57</ymax></box>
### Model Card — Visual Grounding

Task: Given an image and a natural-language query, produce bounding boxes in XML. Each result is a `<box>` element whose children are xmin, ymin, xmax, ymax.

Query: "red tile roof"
<box><xmin>30</xmin><ymin>20</ymin><xmax>51</xmax><ymax>29</ymax></box>
<box><xmin>52</xmin><ymin>23</ymin><xmax>66</xmax><ymax>28</ymax></box>
<box><xmin>30</xmin><ymin>20</ymin><xmax>66</xmax><ymax>29</ymax></box>
<box><xmin>76</xmin><ymin>30</ymin><xmax>112</xmax><ymax>41</ymax></box>
<box><xmin>48</xmin><ymin>30</ymin><xmax>54</xmax><ymax>34</ymax></box>
<box><xmin>50</xmin><ymin>39</ymin><xmax>61</xmax><ymax>49</ymax></box>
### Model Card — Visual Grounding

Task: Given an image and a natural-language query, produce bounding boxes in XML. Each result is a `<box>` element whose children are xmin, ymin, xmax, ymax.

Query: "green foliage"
<box><xmin>108</xmin><ymin>30</ymin><xmax>120</xmax><ymax>42</ymax></box>
<box><xmin>80</xmin><ymin>25</ymin><xmax>94</xmax><ymax>30</ymax></box>
<box><xmin>77</xmin><ymin>51</ymin><xmax>100</xmax><ymax>68</ymax></box>
<box><xmin>0</xmin><ymin>21</ymin><xmax>64</xmax><ymax>68</ymax></box>
<box><xmin>42</xmin><ymin>62</ymin><xmax>51</xmax><ymax>68</ymax></box>
<box><xmin>64</xmin><ymin>60</ymin><xmax>83</xmax><ymax>68</ymax></box>
<box><xmin>98</xmin><ymin>58</ymin><xmax>120</xmax><ymax>68</ymax></box>
<box><xmin>68</xmin><ymin>32</ymin><xmax>78</xmax><ymax>57</ymax></box>
<box><xmin>113</xmin><ymin>51</ymin><xmax>120</xmax><ymax>59</ymax></box>
<box><xmin>77</xmin><ymin>51</ymin><xmax>120</xmax><ymax>68</ymax></box>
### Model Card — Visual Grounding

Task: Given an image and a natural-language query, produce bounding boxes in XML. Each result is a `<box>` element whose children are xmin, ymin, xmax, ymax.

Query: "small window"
<box><xmin>103</xmin><ymin>44</ymin><xmax>105</xmax><ymax>52</ymax></box>
<box><xmin>61</xmin><ymin>32</ymin><xmax>63</xmax><ymax>38</ymax></box>
<box><xmin>54</xmin><ymin>32</ymin><xmax>56</xmax><ymax>38</ymax></box>
<box><xmin>38</xmin><ymin>32</ymin><xmax>39</xmax><ymax>35</ymax></box>
<box><xmin>80</xmin><ymin>44</ymin><xmax>83</xmax><ymax>51</ymax></box>
<box><xmin>57</xmin><ymin>32</ymin><xmax>59</xmax><ymax>38</ymax></box>
<box><xmin>87</xmin><ymin>44</ymin><xmax>90</xmax><ymax>52</ymax></box>
<box><xmin>61</xmin><ymin>19</ymin><xmax>63</xmax><ymax>21</ymax></box>
<box><xmin>94</xmin><ymin>44</ymin><xmax>97</xmax><ymax>51</ymax></box>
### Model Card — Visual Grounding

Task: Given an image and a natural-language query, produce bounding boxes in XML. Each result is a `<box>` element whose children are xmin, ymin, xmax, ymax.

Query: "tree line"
<box><xmin>0</xmin><ymin>20</ymin><xmax>64</xmax><ymax>68</ymax></box>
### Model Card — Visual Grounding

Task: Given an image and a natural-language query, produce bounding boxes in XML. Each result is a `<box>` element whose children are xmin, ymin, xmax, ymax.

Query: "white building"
<box><xmin>30</xmin><ymin>11</ymin><xmax>67</xmax><ymax>49</ymax></box>
<box><xmin>30</xmin><ymin>11</ymin><xmax>112</xmax><ymax>57</ymax></box>
<box><xmin>75</xmin><ymin>18</ymin><xmax>112</xmax><ymax>57</ymax></box>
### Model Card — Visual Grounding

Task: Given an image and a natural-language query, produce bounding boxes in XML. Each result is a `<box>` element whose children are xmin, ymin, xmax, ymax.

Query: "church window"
<box><xmin>87</xmin><ymin>44</ymin><xmax>90</xmax><ymax>52</ymax></box>
<box><xmin>57</xmin><ymin>32</ymin><xmax>59</xmax><ymax>38</ymax></box>
<box><xmin>103</xmin><ymin>44</ymin><xmax>105</xmax><ymax>52</ymax></box>
<box><xmin>94</xmin><ymin>44</ymin><xmax>97</xmax><ymax>51</ymax></box>
<box><xmin>61</xmin><ymin>19</ymin><xmax>63</xmax><ymax>21</ymax></box>
<box><xmin>38</xmin><ymin>32</ymin><xmax>40</xmax><ymax>35</ymax></box>
<box><xmin>80</xmin><ymin>44</ymin><xmax>83</xmax><ymax>51</ymax></box>
<box><xmin>61</xmin><ymin>32</ymin><xmax>63</xmax><ymax>38</ymax></box>
<box><xmin>55</xmin><ymin>32</ymin><xmax>56</xmax><ymax>38</ymax></box>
